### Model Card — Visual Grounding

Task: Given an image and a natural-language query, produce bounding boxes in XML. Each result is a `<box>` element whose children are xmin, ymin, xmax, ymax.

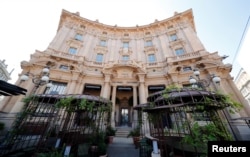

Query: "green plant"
<box><xmin>98</xmin><ymin>141</ymin><xmax>107</xmax><ymax>156</ymax></box>
<box><xmin>127</xmin><ymin>126</ymin><xmax>140</xmax><ymax>138</ymax></box>
<box><xmin>36</xmin><ymin>148</ymin><xmax>65</xmax><ymax>157</ymax></box>
<box><xmin>182</xmin><ymin>122</ymin><xmax>233</xmax><ymax>155</ymax></box>
<box><xmin>106</xmin><ymin>125</ymin><xmax>117</xmax><ymax>136</ymax></box>
<box><xmin>22</xmin><ymin>95</ymin><xmax>37</xmax><ymax>104</ymax></box>
<box><xmin>55</xmin><ymin>97</ymin><xmax>74</xmax><ymax>109</ymax></box>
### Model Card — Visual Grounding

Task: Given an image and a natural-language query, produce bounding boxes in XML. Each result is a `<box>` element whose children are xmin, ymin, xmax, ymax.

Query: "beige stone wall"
<box><xmin>1</xmin><ymin>8</ymin><xmax>250</xmax><ymax>122</ymax></box>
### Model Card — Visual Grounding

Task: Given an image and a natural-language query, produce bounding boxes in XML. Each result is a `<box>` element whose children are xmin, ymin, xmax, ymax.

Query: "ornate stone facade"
<box><xmin>1</xmin><ymin>9</ymin><xmax>250</xmax><ymax>130</ymax></box>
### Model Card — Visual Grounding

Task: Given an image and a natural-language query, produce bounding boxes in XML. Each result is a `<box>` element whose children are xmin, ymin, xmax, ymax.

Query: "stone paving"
<box><xmin>107</xmin><ymin>137</ymin><xmax>139</xmax><ymax>157</ymax></box>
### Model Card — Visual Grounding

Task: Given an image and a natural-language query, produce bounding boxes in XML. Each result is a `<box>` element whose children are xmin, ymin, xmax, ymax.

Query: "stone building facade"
<box><xmin>235</xmin><ymin>68</ymin><xmax>250</xmax><ymax>105</ymax></box>
<box><xmin>1</xmin><ymin>9</ymin><xmax>250</xmax><ymax>131</ymax></box>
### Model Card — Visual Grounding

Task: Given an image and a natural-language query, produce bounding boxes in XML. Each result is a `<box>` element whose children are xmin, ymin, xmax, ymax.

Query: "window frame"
<box><xmin>75</xmin><ymin>33</ymin><xmax>83</xmax><ymax>41</ymax></box>
<box><xmin>100</xmin><ymin>40</ymin><xmax>107</xmax><ymax>47</ymax></box>
<box><xmin>148</xmin><ymin>54</ymin><xmax>156</xmax><ymax>63</ymax></box>
<box><xmin>59</xmin><ymin>65</ymin><xmax>69</xmax><ymax>70</ymax></box>
<box><xmin>170</xmin><ymin>34</ymin><xmax>177</xmax><ymax>41</ymax></box>
<box><xmin>175</xmin><ymin>48</ymin><xmax>184</xmax><ymax>56</ymax></box>
<box><xmin>122</xmin><ymin>55</ymin><xmax>130</xmax><ymax>61</ymax></box>
<box><xmin>145</xmin><ymin>40</ymin><xmax>153</xmax><ymax>47</ymax></box>
<box><xmin>69</xmin><ymin>47</ymin><xmax>77</xmax><ymax>55</ymax></box>
<box><xmin>123</xmin><ymin>42</ymin><xmax>129</xmax><ymax>48</ymax></box>
<box><xmin>96</xmin><ymin>53</ymin><xmax>104</xmax><ymax>63</ymax></box>
<box><xmin>44</xmin><ymin>81</ymin><xmax>67</xmax><ymax>95</ymax></box>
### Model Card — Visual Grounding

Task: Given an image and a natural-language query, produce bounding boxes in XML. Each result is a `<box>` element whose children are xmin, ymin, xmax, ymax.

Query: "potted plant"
<box><xmin>105</xmin><ymin>125</ymin><xmax>117</xmax><ymax>144</ymax></box>
<box><xmin>127</xmin><ymin>126</ymin><xmax>141</xmax><ymax>148</ymax></box>
<box><xmin>98</xmin><ymin>142</ymin><xmax>107</xmax><ymax>157</ymax></box>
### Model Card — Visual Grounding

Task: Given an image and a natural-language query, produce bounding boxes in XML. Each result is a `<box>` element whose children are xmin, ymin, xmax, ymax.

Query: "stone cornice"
<box><xmin>58</xmin><ymin>8</ymin><xmax>195</xmax><ymax>36</ymax></box>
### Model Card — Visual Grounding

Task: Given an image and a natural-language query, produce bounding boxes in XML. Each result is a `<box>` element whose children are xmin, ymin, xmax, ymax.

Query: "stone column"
<box><xmin>77</xmin><ymin>81</ymin><xmax>85</xmax><ymax>94</ymax></box>
<box><xmin>138</xmin><ymin>74</ymin><xmax>147</xmax><ymax>104</ymax></box>
<box><xmin>67</xmin><ymin>73</ymin><xmax>79</xmax><ymax>94</ymax></box>
<box><xmin>111</xmin><ymin>85</ymin><xmax>117</xmax><ymax>127</ymax></box>
<box><xmin>133</xmin><ymin>85</ymin><xmax>138</xmax><ymax>127</ymax></box>
<box><xmin>138</xmin><ymin>74</ymin><xmax>150</xmax><ymax>134</ymax></box>
<box><xmin>67</xmin><ymin>80</ymin><xmax>77</xmax><ymax>94</ymax></box>
<box><xmin>101</xmin><ymin>74</ymin><xmax>111</xmax><ymax>99</ymax></box>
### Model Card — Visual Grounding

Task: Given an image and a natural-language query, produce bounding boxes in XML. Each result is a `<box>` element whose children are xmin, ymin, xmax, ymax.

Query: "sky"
<box><xmin>0</xmin><ymin>0</ymin><xmax>250</xmax><ymax>84</ymax></box>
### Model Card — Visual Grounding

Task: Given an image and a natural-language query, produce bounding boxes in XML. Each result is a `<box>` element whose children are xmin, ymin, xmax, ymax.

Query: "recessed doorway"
<box><xmin>120</xmin><ymin>108</ymin><xmax>129</xmax><ymax>126</ymax></box>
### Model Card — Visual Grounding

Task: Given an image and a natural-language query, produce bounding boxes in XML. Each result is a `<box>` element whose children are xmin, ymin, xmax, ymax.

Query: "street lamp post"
<box><xmin>189</xmin><ymin>69</ymin><xmax>221</xmax><ymax>90</ymax></box>
<box><xmin>188</xmin><ymin>68</ymin><xmax>238</xmax><ymax>140</ymax></box>
<box><xmin>20</xmin><ymin>66</ymin><xmax>53</xmax><ymax>94</ymax></box>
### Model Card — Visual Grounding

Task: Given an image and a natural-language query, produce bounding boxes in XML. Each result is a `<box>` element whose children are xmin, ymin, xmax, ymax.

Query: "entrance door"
<box><xmin>121</xmin><ymin>108</ymin><xmax>129</xmax><ymax>126</ymax></box>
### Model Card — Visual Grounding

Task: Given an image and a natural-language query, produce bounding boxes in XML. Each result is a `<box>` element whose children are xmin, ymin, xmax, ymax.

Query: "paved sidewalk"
<box><xmin>107</xmin><ymin>137</ymin><xmax>139</xmax><ymax>157</ymax></box>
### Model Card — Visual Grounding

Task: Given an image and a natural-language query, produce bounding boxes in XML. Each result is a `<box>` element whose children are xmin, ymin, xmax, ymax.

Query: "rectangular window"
<box><xmin>100</xmin><ymin>40</ymin><xmax>107</xmax><ymax>47</ymax></box>
<box><xmin>96</xmin><ymin>53</ymin><xmax>103</xmax><ymax>62</ymax></box>
<box><xmin>145</xmin><ymin>40</ymin><xmax>153</xmax><ymax>47</ymax></box>
<box><xmin>122</xmin><ymin>55</ymin><xmax>129</xmax><ymax>61</ymax></box>
<box><xmin>123</xmin><ymin>42</ymin><xmax>129</xmax><ymax>48</ymax></box>
<box><xmin>69</xmin><ymin>47</ymin><xmax>77</xmax><ymax>54</ymax></box>
<box><xmin>170</xmin><ymin>34</ymin><xmax>177</xmax><ymax>41</ymax></box>
<box><xmin>75</xmin><ymin>34</ymin><xmax>83</xmax><ymax>41</ymax></box>
<box><xmin>183</xmin><ymin>66</ymin><xmax>192</xmax><ymax>72</ymax></box>
<box><xmin>59</xmin><ymin>65</ymin><xmax>69</xmax><ymax>70</ymax></box>
<box><xmin>148</xmin><ymin>54</ymin><xmax>156</xmax><ymax>63</ymax></box>
<box><xmin>44</xmin><ymin>81</ymin><xmax>67</xmax><ymax>95</ymax></box>
<box><xmin>175</xmin><ymin>48</ymin><xmax>184</xmax><ymax>56</ymax></box>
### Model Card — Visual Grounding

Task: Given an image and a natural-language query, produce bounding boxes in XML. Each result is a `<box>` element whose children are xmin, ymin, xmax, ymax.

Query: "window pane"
<box><xmin>175</xmin><ymin>48</ymin><xmax>184</xmax><ymax>56</ymax></box>
<box><xmin>44</xmin><ymin>81</ymin><xmax>67</xmax><ymax>94</ymax></box>
<box><xmin>100</xmin><ymin>40</ymin><xmax>106</xmax><ymax>47</ymax></box>
<box><xmin>183</xmin><ymin>66</ymin><xmax>192</xmax><ymax>72</ymax></box>
<box><xmin>170</xmin><ymin>34</ymin><xmax>177</xmax><ymax>41</ymax></box>
<box><xmin>123</xmin><ymin>42</ymin><xmax>129</xmax><ymax>48</ymax></box>
<box><xmin>59</xmin><ymin>65</ymin><xmax>69</xmax><ymax>70</ymax></box>
<box><xmin>75</xmin><ymin>34</ymin><xmax>83</xmax><ymax>41</ymax></box>
<box><xmin>122</xmin><ymin>55</ymin><xmax>129</xmax><ymax>61</ymax></box>
<box><xmin>148</xmin><ymin>54</ymin><xmax>156</xmax><ymax>62</ymax></box>
<box><xmin>145</xmin><ymin>40</ymin><xmax>153</xmax><ymax>47</ymax></box>
<box><xmin>69</xmin><ymin>47</ymin><xmax>77</xmax><ymax>54</ymax></box>
<box><xmin>96</xmin><ymin>54</ymin><xmax>103</xmax><ymax>62</ymax></box>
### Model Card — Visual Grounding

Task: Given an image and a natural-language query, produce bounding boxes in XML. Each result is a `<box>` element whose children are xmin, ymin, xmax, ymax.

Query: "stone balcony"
<box><xmin>47</xmin><ymin>48</ymin><xmax>84</xmax><ymax>62</ymax></box>
<box><xmin>167</xmin><ymin>50</ymin><xmax>204</xmax><ymax>63</ymax></box>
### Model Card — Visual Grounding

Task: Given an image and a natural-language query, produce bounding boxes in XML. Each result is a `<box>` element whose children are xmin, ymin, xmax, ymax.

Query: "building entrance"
<box><xmin>120</xmin><ymin>108</ymin><xmax>129</xmax><ymax>126</ymax></box>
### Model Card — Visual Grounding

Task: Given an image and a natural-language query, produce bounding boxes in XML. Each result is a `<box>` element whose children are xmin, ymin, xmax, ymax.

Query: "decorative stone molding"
<box><xmin>94</xmin><ymin>45</ymin><xmax>108</xmax><ymax>54</ymax></box>
<box><xmin>119</xmin><ymin>47</ymin><xmax>133</xmax><ymax>55</ymax></box>
<box><xmin>144</xmin><ymin>46</ymin><xmax>158</xmax><ymax>54</ymax></box>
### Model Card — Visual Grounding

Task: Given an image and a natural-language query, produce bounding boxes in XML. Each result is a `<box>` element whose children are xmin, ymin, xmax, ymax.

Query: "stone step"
<box><xmin>115</xmin><ymin>127</ymin><xmax>132</xmax><ymax>137</ymax></box>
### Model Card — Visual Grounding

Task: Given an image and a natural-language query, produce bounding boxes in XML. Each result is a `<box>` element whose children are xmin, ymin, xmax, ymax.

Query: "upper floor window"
<box><xmin>80</xmin><ymin>25</ymin><xmax>85</xmax><ymax>29</ymax></box>
<box><xmin>168</xmin><ymin>25</ymin><xmax>173</xmax><ymax>29</ymax></box>
<box><xmin>241</xmin><ymin>87</ymin><xmax>249</xmax><ymax>97</ymax></box>
<box><xmin>175</xmin><ymin>48</ymin><xmax>184</xmax><ymax>56</ymax></box>
<box><xmin>44</xmin><ymin>81</ymin><xmax>67</xmax><ymax>95</ymax></box>
<box><xmin>75</xmin><ymin>34</ymin><xmax>83</xmax><ymax>41</ymax></box>
<box><xmin>122</xmin><ymin>55</ymin><xmax>129</xmax><ymax>61</ymax></box>
<box><xmin>124</xmin><ymin>33</ymin><xmax>129</xmax><ymax>36</ymax></box>
<box><xmin>123</xmin><ymin>42</ymin><xmax>129</xmax><ymax>48</ymax></box>
<box><xmin>59</xmin><ymin>65</ymin><xmax>69</xmax><ymax>70</ymax></box>
<box><xmin>69</xmin><ymin>47</ymin><xmax>77</xmax><ymax>55</ymax></box>
<box><xmin>145</xmin><ymin>32</ymin><xmax>151</xmax><ymax>35</ymax></box>
<box><xmin>100</xmin><ymin>40</ymin><xmax>107</xmax><ymax>47</ymax></box>
<box><xmin>170</xmin><ymin>34</ymin><xmax>177</xmax><ymax>41</ymax></box>
<box><xmin>96</xmin><ymin>53</ymin><xmax>103</xmax><ymax>62</ymax></box>
<box><xmin>145</xmin><ymin>40</ymin><xmax>153</xmax><ymax>47</ymax></box>
<box><xmin>148</xmin><ymin>54</ymin><xmax>156</xmax><ymax>63</ymax></box>
<box><xmin>183</xmin><ymin>66</ymin><xmax>192</xmax><ymax>72</ymax></box>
